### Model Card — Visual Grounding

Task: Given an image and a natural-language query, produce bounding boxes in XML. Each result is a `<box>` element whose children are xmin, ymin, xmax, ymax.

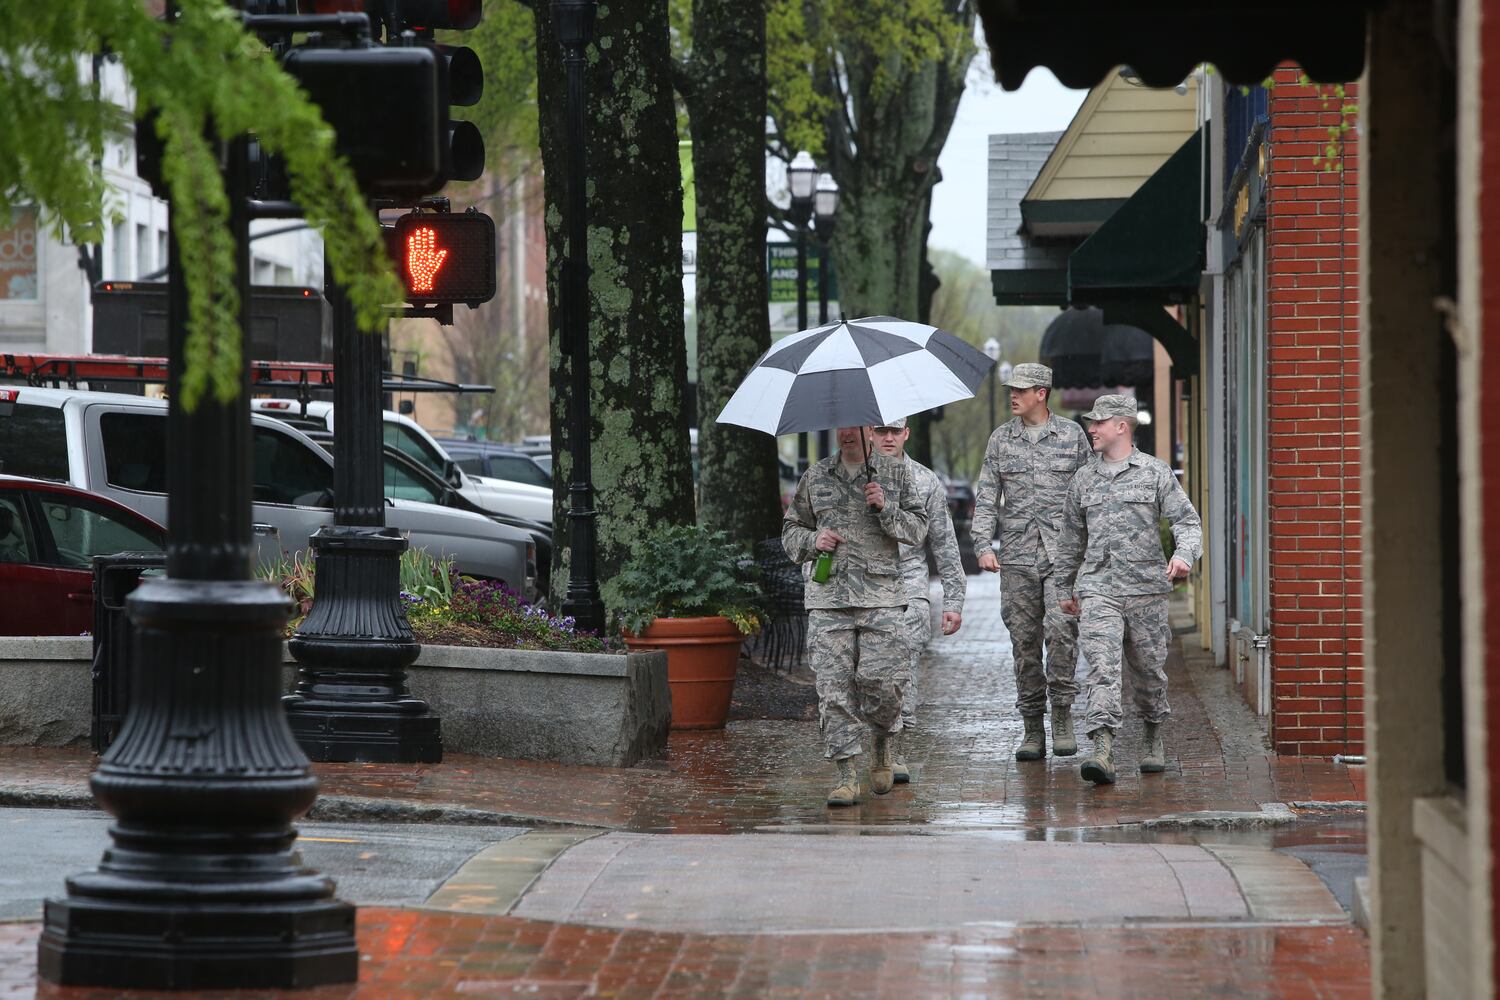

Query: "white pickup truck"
<box><xmin>250</xmin><ymin>399</ymin><xmax>554</xmax><ymax>526</ymax></box>
<box><xmin>0</xmin><ymin>386</ymin><xmax>537</xmax><ymax>599</ymax></box>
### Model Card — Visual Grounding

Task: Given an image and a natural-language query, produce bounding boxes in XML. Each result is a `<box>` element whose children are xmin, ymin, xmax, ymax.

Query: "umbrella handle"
<box><xmin>860</xmin><ymin>426</ymin><xmax>878</xmax><ymax>512</ymax></box>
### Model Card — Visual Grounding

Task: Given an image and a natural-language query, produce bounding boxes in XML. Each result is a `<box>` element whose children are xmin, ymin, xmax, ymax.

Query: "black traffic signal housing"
<box><xmin>282</xmin><ymin>43</ymin><xmax>445</xmax><ymax>198</ymax></box>
<box><xmin>389</xmin><ymin>210</ymin><xmax>495</xmax><ymax>306</ymax></box>
<box><xmin>294</xmin><ymin>0</ymin><xmax>485</xmax><ymax>189</ymax></box>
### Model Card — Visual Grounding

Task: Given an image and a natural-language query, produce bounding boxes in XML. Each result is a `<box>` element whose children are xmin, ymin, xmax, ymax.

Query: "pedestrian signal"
<box><xmin>390</xmin><ymin>211</ymin><xmax>496</xmax><ymax>306</ymax></box>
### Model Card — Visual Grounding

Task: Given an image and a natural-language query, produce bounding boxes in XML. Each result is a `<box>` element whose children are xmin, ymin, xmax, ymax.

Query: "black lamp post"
<box><xmin>38</xmin><ymin>137</ymin><xmax>356</xmax><ymax>990</ymax></box>
<box><xmin>984</xmin><ymin>338</ymin><xmax>1001</xmax><ymax>431</ymax></box>
<box><xmin>788</xmin><ymin>149</ymin><xmax>816</xmax><ymax>472</ymax></box>
<box><xmin>813</xmin><ymin>171</ymin><xmax>839</xmax><ymax>459</ymax></box>
<box><xmin>280</xmin><ymin>254</ymin><xmax>442</xmax><ymax>764</ymax></box>
<box><xmin>554</xmin><ymin>0</ymin><xmax>606</xmax><ymax>638</ymax></box>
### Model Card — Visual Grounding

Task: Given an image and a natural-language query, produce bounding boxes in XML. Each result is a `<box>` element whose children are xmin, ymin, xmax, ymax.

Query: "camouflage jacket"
<box><xmin>971</xmin><ymin>413</ymin><xmax>1092</xmax><ymax>565</ymax></box>
<box><xmin>1054</xmin><ymin>449</ymin><xmax>1203</xmax><ymax>597</ymax></box>
<box><xmin>782</xmin><ymin>451</ymin><xmax>929</xmax><ymax>610</ymax></box>
<box><xmin>899</xmin><ymin>457</ymin><xmax>966</xmax><ymax>614</ymax></box>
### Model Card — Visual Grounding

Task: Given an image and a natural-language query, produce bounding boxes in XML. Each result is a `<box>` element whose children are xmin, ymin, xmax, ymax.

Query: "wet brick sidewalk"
<box><xmin>0</xmin><ymin>576</ymin><xmax>1362</xmax><ymax>834</ymax></box>
<box><xmin>0</xmin><ymin>909</ymin><xmax>1370</xmax><ymax>999</ymax></box>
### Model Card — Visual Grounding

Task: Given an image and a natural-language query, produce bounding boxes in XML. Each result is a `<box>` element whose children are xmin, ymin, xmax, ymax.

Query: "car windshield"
<box><xmin>384</xmin><ymin>422</ymin><xmax>447</xmax><ymax>478</ymax></box>
<box><xmin>487</xmin><ymin>455</ymin><xmax>550</xmax><ymax>488</ymax></box>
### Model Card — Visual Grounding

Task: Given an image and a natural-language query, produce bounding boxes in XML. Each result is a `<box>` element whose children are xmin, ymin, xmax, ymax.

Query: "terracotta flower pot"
<box><xmin>623</xmin><ymin>616</ymin><xmax>744</xmax><ymax>730</ymax></box>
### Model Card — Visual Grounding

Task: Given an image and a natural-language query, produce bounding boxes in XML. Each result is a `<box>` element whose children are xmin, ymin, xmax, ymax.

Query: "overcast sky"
<box><xmin>929</xmin><ymin>42</ymin><xmax>1088</xmax><ymax>269</ymax></box>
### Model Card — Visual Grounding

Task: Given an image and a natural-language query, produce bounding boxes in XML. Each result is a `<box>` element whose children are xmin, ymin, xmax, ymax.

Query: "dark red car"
<box><xmin>0</xmin><ymin>476</ymin><xmax>164</xmax><ymax>636</ymax></box>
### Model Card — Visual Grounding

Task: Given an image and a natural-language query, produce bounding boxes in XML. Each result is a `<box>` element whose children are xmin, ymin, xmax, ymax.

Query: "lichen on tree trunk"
<box><xmin>534</xmin><ymin>0</ymin><xmax>697</xmax><ymax>611</ymax></box>
<box><xmin>677</xmin><ymin>0</ymin><xmax>783</xmax><ymax>551</ymax></box>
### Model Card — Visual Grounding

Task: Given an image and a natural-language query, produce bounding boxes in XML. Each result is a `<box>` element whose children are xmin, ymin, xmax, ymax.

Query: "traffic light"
<box><xmin>293</xmin><ymin>0</ymin><xmax>485</xmax><ymax>189</ymax></box>
<box><xmin>282</xmin><ymin>44</ymin><xmax>444</xmax><ymax>197</ymax></box>
<box><xmin>389</xmin><ymin>211</ymin><xmax>495</xmax><ymax>306</ymax></box>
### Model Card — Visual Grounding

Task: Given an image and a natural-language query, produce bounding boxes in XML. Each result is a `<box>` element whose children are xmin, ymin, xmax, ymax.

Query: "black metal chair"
<box><xmin>752</xmin><ymin>537</ymin><xmax>807</xmax><ymax>671</ymax></box>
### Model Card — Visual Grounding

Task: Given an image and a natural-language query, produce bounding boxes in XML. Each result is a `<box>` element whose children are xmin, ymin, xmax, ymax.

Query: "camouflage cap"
<box><xmin>873</xmin><ymin>416</ymin><xmax>907</xmax><ymax>430</ymax></box>
<box><xmin>1003</xmin><ymin>362</ymin><xmax>1052</xmax><ymax>389</ymax></box>
<box><xmin>1082</xmin><ymin>393</ymin><xmax>1139</xmax><ymax>421</ymax></box>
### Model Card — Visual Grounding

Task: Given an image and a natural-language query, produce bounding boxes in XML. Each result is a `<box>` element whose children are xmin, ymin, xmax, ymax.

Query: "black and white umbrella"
<box><xmin>716</xmin><ymin>316</ymin><xmax>995</xmax><ymax>435</ymax></box>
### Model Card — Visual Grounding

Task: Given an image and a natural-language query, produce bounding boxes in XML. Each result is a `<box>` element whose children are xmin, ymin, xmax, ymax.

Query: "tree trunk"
<box><xmin>534</xmin><ymin>0</ymin><xmax>696</xmax><ymax>610</ymax></box>
<box><xmin>815</xmin><ymin>3</ymin><xmax>973</xmax><ymax>469</ymax></box>
<box><xmin>679</xmin><ymin>0</ymin><xmax>783</xmax><ymax>551</ymax></box>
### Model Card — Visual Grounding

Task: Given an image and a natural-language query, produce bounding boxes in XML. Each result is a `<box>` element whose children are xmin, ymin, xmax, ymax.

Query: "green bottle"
<box><xmin>812</xmin><ymin>550</ymin><xmax>834</xmax><ymax>584</ymax></box>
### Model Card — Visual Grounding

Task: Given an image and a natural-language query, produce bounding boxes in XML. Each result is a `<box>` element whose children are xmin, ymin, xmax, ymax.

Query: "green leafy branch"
<box><xmin>0</xmin><ymin>0</ymin><xmax>402</xmax><ymax>409</ymax></box>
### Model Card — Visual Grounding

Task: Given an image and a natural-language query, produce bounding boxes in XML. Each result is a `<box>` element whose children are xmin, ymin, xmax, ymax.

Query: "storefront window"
<box><xmin>0</xmin><ymin>208</ymin><xmax>38</xmax><ymax>300</ymax></box>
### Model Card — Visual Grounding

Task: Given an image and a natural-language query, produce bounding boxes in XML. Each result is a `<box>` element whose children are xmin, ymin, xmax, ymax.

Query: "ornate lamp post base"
<box><xmin>37</xmin><ymin>577</ymin><xmax>357</xmax><ymax>989</ymax></box>
<box><xmin>283</xmin><ymin>526</ymin><xmax>442</xmax><ymax>763</ymax></box>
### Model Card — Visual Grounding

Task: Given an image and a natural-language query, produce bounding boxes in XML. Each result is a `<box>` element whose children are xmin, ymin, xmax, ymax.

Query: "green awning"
<box><xmin>991</xmin><ymin>267</ymin><xmax>1068</xmax><ymax>307</ymax></box>
<box><xmin>1068</xmin><ymin>130</ymin><xmax>1204</xmax><ymax>304</ymax></box>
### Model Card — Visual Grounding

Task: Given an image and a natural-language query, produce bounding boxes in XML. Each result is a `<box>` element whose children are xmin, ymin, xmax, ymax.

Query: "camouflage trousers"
<box><xmin>807</xmin><ymin>607</ymin><xmax>910</xmax><ymax>760</ymax></box>
<box><xmin>899</xmin><ymin>598</ymin><xmax>933</xmax><ymax>729</ymax></box>
<box><xmin>1000</xmin><ymin>561</ymin><xmax>1081</xmax><ymax>716</ymax></box>
<box><xmin>1077</xmin><ymin>593</ymin><xmax>1172</xmax><ymax>734</ymax></box>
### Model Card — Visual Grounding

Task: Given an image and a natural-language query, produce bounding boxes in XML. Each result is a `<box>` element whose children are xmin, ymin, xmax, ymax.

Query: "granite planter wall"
<box><xmin>0</xmin><ymin>638</ymin><xmax>670</xmax><ymax>768</ymax></box>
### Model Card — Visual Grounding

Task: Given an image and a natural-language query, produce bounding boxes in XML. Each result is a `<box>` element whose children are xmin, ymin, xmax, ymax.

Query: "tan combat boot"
<box><xmin>871</xmin><ymin>736</ymin><xmax>895</xmax><ymax>795</ymax></box>
<box><xmin>1140</xmin><ymin>721</ymin><xmax>1166</xmax><ymax>773</ymax></box>
<box><xmin>1079</xmin><ymin>728</ymin><xmax>1117</xmax><ymax>785</ymax></box>
<box><xmin>1051</xmin><ymin>705</ymin><xmax>1078</xmax><ymax>757</ymax></box>
<box><xmin>1014</xmin><ymin>715</ymin><xmax>1046</xmax><ymax>761</ymax></box>
<box><xmin>892</xmin><ymin>732</ymin><xmax>911</xmax><ymax>785</ymax></box>
<box><xmin>827</xmin><ymin>756</ymin><xmax>861</xmax><ymax>807</ymax></box>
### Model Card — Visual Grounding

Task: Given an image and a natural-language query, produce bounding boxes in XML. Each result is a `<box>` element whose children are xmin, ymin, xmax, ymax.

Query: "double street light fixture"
<box><xmin>812</xmin><ymin>171</ymin><xmax>839</xmax><ymax>460</ymax></box>
<box><xmin>787</xmin><ymin>151</ymin><xmax>817</xmax><ymax>473</ymax></box>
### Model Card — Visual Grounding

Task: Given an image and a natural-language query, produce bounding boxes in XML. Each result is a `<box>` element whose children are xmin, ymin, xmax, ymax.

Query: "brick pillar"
<box><xmin>1264</xmin><ymin>66</ymin><xmax>1364</xmax><ymax>756</ymax></box>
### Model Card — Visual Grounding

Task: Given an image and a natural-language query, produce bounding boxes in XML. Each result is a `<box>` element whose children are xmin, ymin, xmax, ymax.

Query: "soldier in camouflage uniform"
<box><xmin>783</xmin><ymin>425</ymin><xmax>929</xmax><ymax>806</ymax></box>
<box><xmin>869</xmin><ymin>416</ymin><xmax>966</xmax><ymax>785</ymax></box>
<box><xmin>970</xmin><ymin>363</ymin><xmax>1092</xmax><ymax>761</ymax></box>
<box><xmin>1054</xmin><ymin>395</ymin><xmax>1202</xmax><ymax>785</ymax></box>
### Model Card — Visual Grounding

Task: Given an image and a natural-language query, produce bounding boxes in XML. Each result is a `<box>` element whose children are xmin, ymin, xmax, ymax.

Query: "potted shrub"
<box><xmin>613</xmin><ymin>525</ymin><xmax>764</xmax><ymax>730</ymax></box>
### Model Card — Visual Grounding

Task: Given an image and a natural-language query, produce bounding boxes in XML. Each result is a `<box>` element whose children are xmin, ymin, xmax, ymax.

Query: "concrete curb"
<box><xmin>1135</xmin><ymin>802</ymin><xmax>1298</xmax><ymax>830</ymax></box>
<box><xmin>1289</xmin><ymin>800</ymin><xmax>1366</xmax><ymax>813</ymax></box>
<box><xmin>0</xmin><ymin>785</ymin><xmax>611</xmax><ymax>831</ymax></box>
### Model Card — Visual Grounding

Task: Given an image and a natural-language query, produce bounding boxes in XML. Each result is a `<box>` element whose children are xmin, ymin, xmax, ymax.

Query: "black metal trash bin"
<box><xmin>90</xmin><ymin>552</ymin><xmax>166</xmax><ymax>753</ymax></box>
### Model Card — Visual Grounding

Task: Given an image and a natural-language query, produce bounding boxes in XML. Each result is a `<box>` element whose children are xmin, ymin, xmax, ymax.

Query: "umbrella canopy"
<box><xmin>716</xmin><ymin>316</ymin><xmax>994</xmax><ymax>436</ymax></box>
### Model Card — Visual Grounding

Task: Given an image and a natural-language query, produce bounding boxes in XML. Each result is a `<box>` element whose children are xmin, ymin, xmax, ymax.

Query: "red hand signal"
<box><xmin>406</xmin><ymin>226</ymin><xmax>448</xmax><ymax>292</ymax></box>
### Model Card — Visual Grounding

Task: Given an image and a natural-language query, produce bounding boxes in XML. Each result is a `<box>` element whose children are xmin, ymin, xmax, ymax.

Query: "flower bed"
<box><xmin>263</xmin><ymin>548</ymin><xmax>617</xmax><ymax>654</ymax></box>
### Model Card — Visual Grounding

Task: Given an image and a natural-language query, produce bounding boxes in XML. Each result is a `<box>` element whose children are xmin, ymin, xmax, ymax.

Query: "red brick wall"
<box><xmin>1264</xmin><ymin>66</ymin><xmax>1363</xmax><ymax>756</ymax></box>
<box><xmin>1481</xmin><ymin>2</ymin><xmax>1500</xmax><ymax>981</ymax></box>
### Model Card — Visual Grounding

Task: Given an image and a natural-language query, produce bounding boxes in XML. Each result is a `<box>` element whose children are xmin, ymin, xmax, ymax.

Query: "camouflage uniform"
<box><xmin>1054</xmin><ymin>442</ymin><xmax>1203</xmax><ymax>735</ymax></box>
<box><xmin>898</xmin><ymin>455</ymin><xmax>966</xmax><ymax>730</ymax></box>
<box><xmin>971</xmin><ymin>412</ymin><xmax>1092</xmax><ymax>716</ymax></box>
<box><xmin>783</xmin><ymin>450</ymin><xmax>929</xmax><ymax>760</ymax></box>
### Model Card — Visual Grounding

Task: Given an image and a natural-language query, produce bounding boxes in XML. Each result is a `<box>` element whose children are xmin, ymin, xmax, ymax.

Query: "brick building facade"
<box><xmin>1264</xmin><ymin>69</ymin><xmax>1363</xmax><ymax>756</ymax></box>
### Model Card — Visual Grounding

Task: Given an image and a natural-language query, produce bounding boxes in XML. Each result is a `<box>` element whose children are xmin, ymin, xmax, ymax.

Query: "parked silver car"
<box><xmin>0</xmin><ymin>387</ymin><xmax>536</xmax><ymax>599</ymax></box>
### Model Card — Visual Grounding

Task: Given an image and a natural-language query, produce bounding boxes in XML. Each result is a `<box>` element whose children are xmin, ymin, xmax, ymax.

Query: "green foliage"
<box><xmin>0</xmin><ymin>1</ymin><xmax>402</xmax><ymax>410</ymax></box>
<box><xmin>259</xmin><ymin>546</ymin><xmax>605</xmax><ymax>652</ymax></box>
<box><xmin>399</xmin><ymin>547</ymin><xmax>457</xmax><ymax>606</ymax></box>
<box><xmin>611</xmin><ymin>524</ymin><xmax>765</xmax><ymax>636</ymax></box>
<box><xmin>766</xmin><ymin>0</ymin><xmax>974</xmax><ymax>162</ymax></box>
<box><xmin>257</xmin><ymin>550</ymin><xmax>316</xmax><ymax>617</ymax></box>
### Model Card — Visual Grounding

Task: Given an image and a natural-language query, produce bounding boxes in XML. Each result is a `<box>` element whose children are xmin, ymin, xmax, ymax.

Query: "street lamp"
<box><xmin>983</xmin><ymin>338</ymin><xmax>1001</xmax><ymax>431</ymax></box>
<box><xmin>813</xmin><ymin>172</ymin><xmax>839</xmax><ymax>459</ymax></box>
<box><xmin>39</xmin><ymin>139</ymin><xmax>355</xmax><ymax>989</ymax></box>
<box><xmin>554</xmin><ymin>0</ymin><xmax>606</xmax><ymax>637</ymax></box>
<box><xmin>997</xmin><ymin>359</ymin><xmax>1014</xmax><ymax>424</ymax></box>
<box><xmin>788</xmin><ymin>151</ymin><xmax>817</xmax><ymax>470</ymax></box>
